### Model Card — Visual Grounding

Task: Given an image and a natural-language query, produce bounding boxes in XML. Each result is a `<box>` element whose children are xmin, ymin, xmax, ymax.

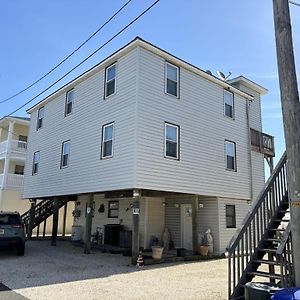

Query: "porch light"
<box><xmin>198</xmin><ymin>203</ymin><xmax>204</xmax><ymax>209</ymax></box>
<box><xmin>133</xmin><ymin>189</ymin><xmax>140</xmax><ymax>198</ymax></box>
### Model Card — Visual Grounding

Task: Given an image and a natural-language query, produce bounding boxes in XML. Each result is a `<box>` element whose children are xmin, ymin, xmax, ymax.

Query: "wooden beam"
<box><xmin>43</xmin><ymin>219</ymin><xmax>47</xmax><ymax>238</ymax></box>
<box><xmin>191</xmin><ymin>195</ymin><xmax>199</xmax><ymax>255</ymax></box>
<box><xmin>84</xmin><ymin>193</ymin><xmax>94</xmax><ymax>254</ymax></box>
<box><xmin>28</xmin><ymin>199</ymin><xmax>36</xmax><ymax>239</ymax></box>
<box><xmin>51</xmin><ymin>197</ymin><xmax>59</xmax><ymax>246</ymax></box>
<box><xmin>62</xmin><ymin>202</ymin><xmax>68</xmax><ymax>237</ymax></box>
<box><xmin>131</xmin><ymin>189</ymin><xmax>140</xmax><ymax>264</ymax></box>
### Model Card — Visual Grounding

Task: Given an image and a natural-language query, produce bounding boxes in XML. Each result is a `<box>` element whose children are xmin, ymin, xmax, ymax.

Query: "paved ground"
<box><xmin>0</xmin><ymin>240</ymin><xmax>228</xmax><ymax>300</ymax></box>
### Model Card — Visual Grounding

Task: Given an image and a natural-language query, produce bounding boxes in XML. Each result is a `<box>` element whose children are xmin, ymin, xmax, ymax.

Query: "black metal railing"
<box><xmin>250</xmin><ymin>128</ymin><xmax>275</xmax><ymax>157</ymax></box>
<box><xmin>227</xmin><ymin>152</ymin><xmax>288</xmax><ymax>299</ymax></box>
<box><xmin>276</xmin><ymin>223</ymin><xmax>294</xmax><ymax>287</ymax></box>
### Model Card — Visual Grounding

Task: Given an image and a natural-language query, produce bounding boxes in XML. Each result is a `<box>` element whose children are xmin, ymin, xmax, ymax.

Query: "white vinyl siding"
<box><xmin>105</xmin><ymin>63</ymin><xmax>116</xmax><ymax>98</ymax></box>
<box><xmin>165</xmin><ymin>62</ymin><xmax>179</xmax><ymax>97</ymax></box>
<box><xmin>65</xmin><ymin>90</ymin><xmax>74</xmax><ymax>116</ymax></box>
<box><xmin>23</xmin><ymin>48</ymin><xmax>138</xmax><ymax>199</ymax></box>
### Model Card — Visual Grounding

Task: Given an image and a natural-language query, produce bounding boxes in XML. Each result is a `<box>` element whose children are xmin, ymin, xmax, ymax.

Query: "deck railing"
<box><xmin>227</xmin><ymin>152</ymin><xmax>287</xmax><ymax>299</ymax></box>
<box><xmin>250</xmin><ymin>128</ymin><xmax>275</xmax><ymax>157</ymax></box>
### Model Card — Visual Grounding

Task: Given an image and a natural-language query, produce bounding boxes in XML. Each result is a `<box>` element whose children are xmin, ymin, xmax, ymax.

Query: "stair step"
<box><xmin>247</xmin><ymin>270</ymin><xmax>281</xmax><ymax>280</ymax></box>
<box><xmin>264</xmin><ymin>238</ymin><xmax>281</xmax><ymax>242</ymax></box>
<box><xmin>254</xmin><ymin>259</ymin><xmax>279</xmax><ymax>266</ymax></box>
<box><xmin>273</xmin><ymin>219</ymin><xmax>290</xmax><ymax>223</ymax></box>
<box><xmin>268</xmin><ymin>228</ymin><xmax>286</xmax><ymax>232</ymax></box>
<box><xmin>258</xmin><ymin>248</ymin><xmax>277</xmax><ymax>253</ymax></box>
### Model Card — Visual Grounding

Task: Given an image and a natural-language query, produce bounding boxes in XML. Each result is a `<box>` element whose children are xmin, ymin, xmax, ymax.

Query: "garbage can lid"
<box><xmin>245</xmin><ymin>282</ymin><xmax>283</xmax><ymax>293</ymax></box>
<box><xmin>272</xmin><ymin>288</ymin><xmax>300</xmax><ymax>300</ymax></box>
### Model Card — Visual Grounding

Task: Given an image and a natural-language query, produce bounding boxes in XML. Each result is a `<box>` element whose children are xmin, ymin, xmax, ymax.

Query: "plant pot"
<box><xmin>152</xmin><ymin>246</ymin><xmax>164</xmax><ymax>260</ymax></box>
<box><xmin>199</xmin><ymin>245</ymin><xmax>209</xmax><ymax>256</ymax></box>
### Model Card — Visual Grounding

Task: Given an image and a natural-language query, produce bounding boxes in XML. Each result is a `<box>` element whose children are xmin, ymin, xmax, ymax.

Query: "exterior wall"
<box><xmin>23</xmin><ymin>48</ymin><xmax>139</xmax><ymax>199</ymax></box>
<box><xmin>217</xmin><ymin>197</ymin><xmax>250</xmax><ymax>253</ymax></box>
<box><xmin>136</xmin><ymin>46</ymin><xmax>252</xmax><ymax>200</ymax></box>
<box><xmin>0</xmin><ymin>190</ymin><xmax>30</xmax><ymax>214</ymax></box>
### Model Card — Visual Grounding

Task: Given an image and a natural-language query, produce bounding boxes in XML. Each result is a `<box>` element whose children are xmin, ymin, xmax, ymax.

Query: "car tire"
<box><xmin>17</xmin><ymin>243</ymin><xmax>25</xmax><ymax>256</ymax></box>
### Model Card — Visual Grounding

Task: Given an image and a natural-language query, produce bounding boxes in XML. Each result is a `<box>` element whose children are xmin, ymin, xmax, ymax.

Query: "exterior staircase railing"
<box><xmin>227</xmin><ymin>152</ymin><xmax>291</xmax><ymax>299</ymax></box>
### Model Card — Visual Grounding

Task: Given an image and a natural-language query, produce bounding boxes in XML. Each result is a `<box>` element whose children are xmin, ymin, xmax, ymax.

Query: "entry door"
<box><xmin>181</xmin><ymin>204</ymin><xmax>193</xmax><ymax>250</ymax></box>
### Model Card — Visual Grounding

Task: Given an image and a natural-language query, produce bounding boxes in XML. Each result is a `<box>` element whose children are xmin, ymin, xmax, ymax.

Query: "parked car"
<box><xmin>0</xmin><ymin>211</ymin><xmax>25</xmax><ymax>255</ymax></box>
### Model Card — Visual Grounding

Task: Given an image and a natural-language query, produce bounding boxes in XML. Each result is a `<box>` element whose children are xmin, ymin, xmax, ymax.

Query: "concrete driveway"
<box><xmin>0</xmin><ymin>240</ymin><xmax>228</xmax><ymax>300</ymax></box>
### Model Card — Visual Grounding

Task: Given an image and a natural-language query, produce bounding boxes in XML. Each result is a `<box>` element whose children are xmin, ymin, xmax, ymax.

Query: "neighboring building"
<box><xmin>0</xmin><ymin>116</ymin><xmax>30</xmax><ymax>214</ymax></box>
<box><xmin>23</xmin><ymin>37</ymin><xmax>275</xmax><ymax>254</ymax></box>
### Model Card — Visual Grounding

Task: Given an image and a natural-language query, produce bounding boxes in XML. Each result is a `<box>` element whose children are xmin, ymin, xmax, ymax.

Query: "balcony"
<box><xmin>0</xmin><ymin>139</ymin><xmax>27</xmax><ymax>157</ymax></box>
<box><xmin>0</xmin><ymin>173</ymin><xmax>24</xmax><ymax>191</ymax></box>
<box><xmin>250</xmin><ymin>128</ymin><xmax>275</xmax><ymax>157</ymax></box>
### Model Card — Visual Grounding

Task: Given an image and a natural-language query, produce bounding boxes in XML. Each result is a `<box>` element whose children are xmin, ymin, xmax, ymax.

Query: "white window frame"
<box><xmin>105</xmin><ymin>63</ymin><xmax>116</xmax><ymax>99</ymax></box>
<box><xmin>37</xmin><ymin>107</ymin><xmax>44</xmax><ymax>130</ymax></box>
<box><xmin>65</xmin><ymin>89</ymin><xmax>74</xmax><ymax>116</ymax></box>
<box><xmin>165</xmin><ymin>62</ymin><xmax>179</xmax><ymax>98</ymax></box>
<box><xmin>60</xmin><ymin>140</ymin><xmax>70</xmax><ymax>169</ymax></box>
<box><xmin>101</xmin><ymin>122</ymin><xmax>114</xmax><ymax>159</ymax></box>
<box><xmin>165</xmin><ymin>122</ymin><xmax>179</xmax><ymax>160</ymax></box>
<box><xmin>225</xmin><ymin>140</ymin><xmax>237</xmax><ymax>171</ymax></box>
<box><xmin>224</xmin><ymin>90</ymin><xmax>234</xmax><ymax>119</ymax></box>
<box><xmin>32</xmin><ymin>151</ymin><xmax>40</xmax><ymax>175</ymax></box>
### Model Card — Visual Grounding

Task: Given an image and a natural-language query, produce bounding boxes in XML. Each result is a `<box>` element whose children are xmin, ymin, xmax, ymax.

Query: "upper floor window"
<box><xmin>224</xmin><ymin>90</ymin><xmax>234</xmax><ymax>118</ymax></box>
<box><xmin>37</xmin><ymin>107</ymin><xmax>44</xmax><ymax>130</ymax></box>
<box><xmin>32</xmin><ymin>151</ymin><xmax>40</xmax><ymax>175</ymax></box>
<box><xmin>14</xmin><ymin>165</ymin><xmax>24</xmax><ymax>175</ymax></box>
<box><xmin>165</xmin><ymin>123</ymin><xmax>179</xmax><ymax>159</ymax></box>
<box><xmin>18</xmin><ymin>135</ymin><xmax>27</xmax><ymax>149</ymax></box>
<box><xmin>225</xmin><ymin>140</ymin><xmax>236</xmax><ymax>171</ymax></box>
<box><xmin>165</xmin><ymin>62</ymin><xmax>179</xmax><ymax>98</ymax></box>
<box><xmin>65</xmin><ymin>89</ymin><xmax>74</xmax><ymax>116</ymax></box>
<box><xmin>101</xmin><ymin>123</ymin><xmax>114</xmax><ymax>159</ymax></box>
<box><xmin>105</xmin><ymin>63</ymin><xmax>116</xmax><ymax>98</ymax></box>
<box><xmin>226</xmin><ymin>205</ymin><xmax>236</xmax><ymax>228</ymax></box>
<box><xmin>61</xmin><ymin>140</ymin><xmax>70</xmax><ymax>168</ymax></box>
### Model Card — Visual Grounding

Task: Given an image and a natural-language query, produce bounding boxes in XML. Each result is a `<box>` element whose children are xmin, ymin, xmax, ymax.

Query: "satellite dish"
<box><xmin>206</xmin><ymin>70</ymin><xmax>212</xmax><ymax>75</ymax></box>
<box><xmin>216</xmin><ymin>70</ymin><xmax>226</xmax><ymax>81</ymax></box>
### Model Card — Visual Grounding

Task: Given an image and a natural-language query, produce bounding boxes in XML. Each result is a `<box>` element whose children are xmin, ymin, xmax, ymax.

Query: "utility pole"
<box><xmin>273</xmin><ymin>0</ymin><xmax>300</xmax><ymax>285</ymax></box>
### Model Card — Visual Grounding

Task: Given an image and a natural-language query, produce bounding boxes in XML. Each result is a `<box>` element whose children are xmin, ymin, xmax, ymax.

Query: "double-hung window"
<box><xmin>225</xmin><ymin>140</ymin><xmax>236</xmax><ymax>171</ymax></box>
<box><xmin>37</xmin><ymin>107</ymin><xmax>44</xmax><ymax>130</ymax></box>
<box><xmin>61</xmin><ymin>141</ymin><xmax>70</xmax><ymax>168</ymax></box>
<box><xmin>105</xmin><ymin>63</ymin><xmax>116</xmax><ymax>98</ymax></box>
<box><xmin>165</xmin><ymin>123</ymin><xmax>179</xmax><ymax>159</ymax></box>
<box><xmin>165</xmin><ymin>62</ymin><xmax>179</xmax><ymax>97</ymax></box>
<box><xmin>224</xmin><ymin>90</ymin><xmax>234</xmax><ymax>118</ymax></box>
<box><xmin>101</xmin><ymin>123</ymin><xmax>114</xmax><ymax>159</ymax></box>
<box><xmin>65</xmin><ymin>89</ymin><xmax>74</xmax><ymax>116</ymax></box>
<box><xmin>108</xmin><ymin>201</ymin><xmax>119</xmax><ymax>218</ymax></box>
<box><xmin>32</xmin><ymin>151</ymin><xmax>40</xmax><ymax>175</ymax></box>
<box><xmin>226</xmin><ymin>205</ymin><xmax>236</xmax><ymax>228</ymax></box>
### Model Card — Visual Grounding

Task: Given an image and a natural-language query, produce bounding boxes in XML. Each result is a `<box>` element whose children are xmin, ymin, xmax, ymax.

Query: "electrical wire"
<box><xmin>0</xmin><ymin>0</ymin><xmax>133</xmax><ymax>104</ymax></box>
<box><xmin>289</xmin><ymin>0</ymin><xmax>300</xmax><ymax>7</ymax></box>
<box><xmin>5</xmin><ymin>0</ymin><xmax>160</xmax><ymax>117</ymax></box>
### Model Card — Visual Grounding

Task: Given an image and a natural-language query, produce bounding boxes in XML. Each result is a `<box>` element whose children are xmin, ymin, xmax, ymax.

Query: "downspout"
<box><xmin>246</xmin><ymin>100</ymin><xmax>254</xmax><ymax>202</ymax></box>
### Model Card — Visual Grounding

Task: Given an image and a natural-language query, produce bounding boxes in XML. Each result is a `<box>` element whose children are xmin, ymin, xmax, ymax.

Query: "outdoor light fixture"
<box><xmin>133</xmin><ymin>189</ymin><xmax>140</xmax><ymax>198</ymax></box>
<box><xmin>198</xmin><ymin>203</ymin><xmax>204</xmax><ymax>209</ymax></box>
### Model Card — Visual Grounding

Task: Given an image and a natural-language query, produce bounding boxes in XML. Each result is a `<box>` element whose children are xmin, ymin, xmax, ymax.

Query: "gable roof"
<box><xmin>27</xmin><ymin>37</ymin><xmax>262</xmax><ymax>113</ymax></box>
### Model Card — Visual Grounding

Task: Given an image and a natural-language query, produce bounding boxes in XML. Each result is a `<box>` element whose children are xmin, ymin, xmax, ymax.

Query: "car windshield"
<box><xmin>0</xmin><ymin>215</ymin><xmax>21</xmax><ymax>225</ymax></box>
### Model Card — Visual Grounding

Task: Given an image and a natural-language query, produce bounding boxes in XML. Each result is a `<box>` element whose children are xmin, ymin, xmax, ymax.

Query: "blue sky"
<box><xmin>0</xmin><ymin>0</ymin><xmax>299</xmax><ymax>163</ymax></box>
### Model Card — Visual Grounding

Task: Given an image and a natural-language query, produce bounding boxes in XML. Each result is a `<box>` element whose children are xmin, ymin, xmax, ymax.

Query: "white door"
<box><xmin>181</xmin><ymin>204</ymin><xmax>193</xmax><ymax>250</ymax></box>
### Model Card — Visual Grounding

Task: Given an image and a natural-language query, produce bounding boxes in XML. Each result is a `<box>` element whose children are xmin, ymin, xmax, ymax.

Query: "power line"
<box><xmin>0</xmin><ymin>0</ymin><xmax>133</xmax><ymax>105</ymax></box>
<box><xmin>289</xmin><ymin>0</ymin><xmax>300</xmax><ymax>7</ymax></box>
<box><xmin>6</xmin><ymin>0</ymin><xmax>160</xmax><ymax>117</ymax></box>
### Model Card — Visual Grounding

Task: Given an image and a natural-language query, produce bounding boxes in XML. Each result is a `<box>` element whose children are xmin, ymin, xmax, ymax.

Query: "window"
<box><xmin>165</xmin><ymin>123</ymin><xmax>179</xmax><ymax>159</ymax></box>
<box><xmin>14</xmin><ymin>165</ymin><xmax>24</xmax><ymax>175</ymax></box>
<box><xmin>165</xmin><ymin>62</ymin><xmax>179</xmax><ymax>97</ymax></box>
<box><xmin>61</xmin><ymin>141</ymin><xmax>70</xmax><ymax>168</ymax></box>
<box><xmin>101</xmin><ymin>123</ymin><xmax>114</xmax><ymax>159</ymax></box>
<box><xmin>18</xmin><ymin>135</ymin><xmax>27</xmax><ymax>149</ymax></box>
<box><xmin>105</xmin><ymin>63</ymin><xmax>116</xmax><ymax>98</ymax></box>
<box><xmin>108</xmin><ymin>201</ymin><xmax>119</xmax><ymax>218</ymax></box>
<box><xmin>37</xmin><ymin>107</ymin><xmax>44</xmax><ymax>130</ymax></box>
<box><xmin>65</xmin><ymin>89</ymin><xmax>74</xmax><ymax>116</ymax></box>
<box><xmin>226</xmin><ymin>205</ymin><xmax>236</xmax><ymax>228</ymax></box>
<box><xmin>224</xmin><ymin>90</ymin><xmax>234</xmax><ymax>118</ymax></box>
<box><xmin>225</xmin><ymin>140</ymin><xmax>236</xmax><ymax>171</ymax></box>
<box><xmin>32</xmin><ymin>151</ymin><xmax>40</xmax><ymax>175</ymax></box>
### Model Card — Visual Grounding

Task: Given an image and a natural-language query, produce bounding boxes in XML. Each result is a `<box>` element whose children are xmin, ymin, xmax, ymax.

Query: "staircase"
<box><xmin>21</xmin><ymin>198</ymin><xmax>70</xmax><ymax>237</ymax></box>
<box><xmin>227</xmin><ymin>152</ymin><xmax>294</xmax><ymax>299</ymax></box>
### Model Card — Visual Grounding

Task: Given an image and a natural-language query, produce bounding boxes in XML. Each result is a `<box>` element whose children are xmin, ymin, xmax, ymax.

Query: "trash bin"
<box><xmin>271</xmin><ymin>288</ymin><xmax>300</xmax><ymax>300</ymax></box>
<box><xmin>245</xmin><ymin>282</ymin><xmax>283</xmax><ymax>300</ymax></box>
